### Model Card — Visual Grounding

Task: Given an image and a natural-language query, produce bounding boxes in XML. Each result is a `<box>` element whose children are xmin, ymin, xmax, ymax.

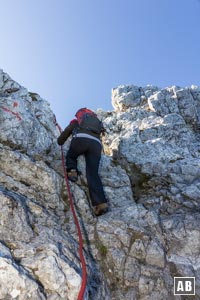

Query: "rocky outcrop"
<box><xmin>0</xmin><ymin>69</ymin><xmax>200</xmax><ymax>299</ymax></box>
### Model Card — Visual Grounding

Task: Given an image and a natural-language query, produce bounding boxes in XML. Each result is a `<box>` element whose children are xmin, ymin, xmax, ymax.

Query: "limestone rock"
<box><xmin>0</xmin><ymin>70</ymin><xmax>200</xmax><ymax>299</ymax></box>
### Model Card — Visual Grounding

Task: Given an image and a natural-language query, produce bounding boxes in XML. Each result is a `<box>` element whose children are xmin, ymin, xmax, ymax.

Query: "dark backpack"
<box><xmin>75</xmin><ymin>108</ymin><xmax>102</xmax><ymax>134</ymax></box>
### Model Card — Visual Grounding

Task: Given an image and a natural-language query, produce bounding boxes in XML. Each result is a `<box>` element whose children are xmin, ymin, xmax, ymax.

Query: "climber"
<box><xmin>57</xmin><ymin>108</ymin><xmax>108</xmax><ymax>217</ymax></box>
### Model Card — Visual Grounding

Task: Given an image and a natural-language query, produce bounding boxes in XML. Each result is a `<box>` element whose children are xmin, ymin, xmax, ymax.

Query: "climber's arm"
<box><xmin>57</xmin><ymin>119</ymin><xmax>77</xmax><ymax>145</ymax></box>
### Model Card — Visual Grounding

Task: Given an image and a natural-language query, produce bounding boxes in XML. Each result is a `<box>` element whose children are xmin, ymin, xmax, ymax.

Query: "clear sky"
<box><xmin>0</xmin><ymin>0</ymin><xmax>200</xmax><ymax>128</ymax></box>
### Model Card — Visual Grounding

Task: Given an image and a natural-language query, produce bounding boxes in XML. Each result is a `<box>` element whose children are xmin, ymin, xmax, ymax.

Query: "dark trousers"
<box><xmin>66</xmin><ymin>137</ymin><xmax>107</xmax><ymax>207</ymax></box>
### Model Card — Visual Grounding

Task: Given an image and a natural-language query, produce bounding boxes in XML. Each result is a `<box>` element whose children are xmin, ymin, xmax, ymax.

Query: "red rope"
<box><xmin>2</xmin><ymin>106</ymin><xmax>87</xmax><ymax>297</ymax></box>
<box><xmin>2</xmin><ymin>107</ymin><xmax>87</xmax><ymax>298</ymax></box>
<box><xmin>56</xmin><ymin>122</ymin><xmax>87</xmax><ymax>300</ymax></box>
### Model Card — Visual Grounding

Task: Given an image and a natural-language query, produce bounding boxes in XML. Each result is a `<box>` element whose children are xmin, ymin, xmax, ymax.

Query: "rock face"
<box><xmin>0</xmin><ymin>70</ymin><xmax>200</xmax><ymax>300</ymax></box>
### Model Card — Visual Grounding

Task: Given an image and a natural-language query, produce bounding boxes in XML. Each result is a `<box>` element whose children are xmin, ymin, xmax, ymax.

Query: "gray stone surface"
<box><xmin>0</xmin><ymin>70</ymin><xmax>200</xmax><ymax>299</ymax></box>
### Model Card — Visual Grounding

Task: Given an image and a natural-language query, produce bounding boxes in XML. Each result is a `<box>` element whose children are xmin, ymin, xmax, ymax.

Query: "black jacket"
<box><xmin>57</xmin><ymin>119</ymin><xmax>104</xmax><ymax>146</ymax></box>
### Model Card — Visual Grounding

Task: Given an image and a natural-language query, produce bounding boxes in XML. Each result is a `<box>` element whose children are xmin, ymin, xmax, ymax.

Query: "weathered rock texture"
<box><xmin>0</xmin><ymin>69</ymin><xmax>200</xmax><ymax>300</ymax></box>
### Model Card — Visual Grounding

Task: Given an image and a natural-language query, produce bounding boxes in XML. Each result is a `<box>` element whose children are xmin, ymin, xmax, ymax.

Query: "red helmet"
<box><xmin>75</xmin><ymin>108</ymin><xmax>94</xmax><ymax>118</ymax></box>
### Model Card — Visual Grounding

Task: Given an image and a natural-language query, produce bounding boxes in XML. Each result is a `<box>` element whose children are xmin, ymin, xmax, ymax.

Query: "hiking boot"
<box><xmin>67</xmin><ymin>169</ymin><xmax>78</xmax><ymax>182</ymax></box>
<box><xmin>93</xmin><ymin>203</ymin><xmax>108</xmax><ymax>217</ymax></box>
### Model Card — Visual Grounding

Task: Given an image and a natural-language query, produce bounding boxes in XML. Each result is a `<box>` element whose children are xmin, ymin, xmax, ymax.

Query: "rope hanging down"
<box><xmin>55</xmin><ymin>120</ymin><xmax>87</xmax><ymax>300</ymax></box>
<box><xmin>2</xmin><ymin>106</ymin><xmax>87</xmax><ymax>298</ymax></box>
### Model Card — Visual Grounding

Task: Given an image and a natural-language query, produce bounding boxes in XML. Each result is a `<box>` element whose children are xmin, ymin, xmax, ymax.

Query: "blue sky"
<box><xmin>0</xmin><ymin>0</ymin><xmax>200</xmax><ymax>128</ymax></box>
